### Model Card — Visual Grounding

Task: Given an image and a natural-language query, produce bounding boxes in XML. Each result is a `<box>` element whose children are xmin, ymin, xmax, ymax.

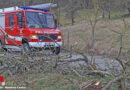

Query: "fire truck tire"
<box><xmin>22</xmin><ymin>43</ymin><xmax>30</xmax><ymax>53</ymax></box>
<box><xmin>52</xmin><ymin>47</ymin><xmax>60</xmax><ymax>55</ymax></box>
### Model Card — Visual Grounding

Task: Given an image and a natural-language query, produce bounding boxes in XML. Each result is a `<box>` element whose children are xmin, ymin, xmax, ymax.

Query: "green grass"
<box><xmin>102</xmin><ymin>76</ymin><xmax>118</xmax><ymax>90</ymax></box>
<box><xmin>0</xmin><ymin>57</ymin><xmax>5</xmax><ymax>61</ymax></box>
<box><xmin>2</xmin><ymin>70</ymin><xmax>121</xmax><ymax>90</ymax></box>
<box><xmin>58</xmin><ymin>9</ymin><xmax>129</xmax><ymax>26</ymax></box>
<box><xmin>29</xmin><ymin>73</ymin><xmax>119</xmax><ymax>90</ymax></box>
<box><xmin>33</xmin><ymin>79</ymin><xmax>76</xmax><ymax>90</ymax></box>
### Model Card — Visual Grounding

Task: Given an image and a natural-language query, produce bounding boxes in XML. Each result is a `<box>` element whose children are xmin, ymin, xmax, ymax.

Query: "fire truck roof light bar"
<box><xmin>20</xmin><ymin>6</ymin><xmax>50</xmax><ymax>12</ymax></box>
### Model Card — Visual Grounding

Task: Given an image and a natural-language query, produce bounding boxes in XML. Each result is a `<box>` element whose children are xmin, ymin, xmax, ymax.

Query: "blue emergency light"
<box><xmin>20</xmin><ymin>6</ymin><xmax>50</xmax><ymax>12</ymax></box>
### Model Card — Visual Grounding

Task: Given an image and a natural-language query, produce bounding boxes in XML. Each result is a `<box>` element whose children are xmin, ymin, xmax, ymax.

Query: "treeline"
<box><xmin>0</xmin><ymin>0</ymin><xmax>129</xmax><ymax>11</ymax></box>
<box><xmin>0</xmin><ymin>0</ymin><xmax>130</xmax><ymax>25</ymax></box>
<box><xmin>0</xmin><ymin>0</ymin><xmax>130</xmax><ymax>14</ymax></box>
<box><xmin>0</xmin><ymin>0</ymin><xmax>130</xmax><ymax>15</ymax></box>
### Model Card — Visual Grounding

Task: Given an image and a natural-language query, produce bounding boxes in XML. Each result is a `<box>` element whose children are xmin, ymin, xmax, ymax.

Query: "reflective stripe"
<box><xmin>5</xmin><ymin>39</ymin><xmax>8</xmax><ymax>44</ymax></box>
<box><xmin>8</xmin><ymin>35</ymin><xmax>22</xmax><ymax>41</ymax></box>
<box><xmin>0</xmin><ymin>27</ymin><xmax>22</xmax><ymax>41</ymax></box>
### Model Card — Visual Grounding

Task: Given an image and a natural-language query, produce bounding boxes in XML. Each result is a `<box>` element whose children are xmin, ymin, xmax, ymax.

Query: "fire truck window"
<box><xmin>9</xmin><ymin>14</ymin><xmax>14</xmax><ymax>26</ymax></box>
<box><xmin>46</xmin><ymin>14</ymin><xmax>55</xmax><ymax>28</ymax></box>
<box><xmin>26</xmin><ymin>12</ymin><xmax>56</xmax><ymax>29</ymax></box>
<box><xmin>17</xmin><ymin>13</ymin><xmax>24</xmax><ymax>28</ymax></box>
<box><xmin>26</xmin><ymin>12</ymin><xmax>41</xmax><ymax>28</ymax></box>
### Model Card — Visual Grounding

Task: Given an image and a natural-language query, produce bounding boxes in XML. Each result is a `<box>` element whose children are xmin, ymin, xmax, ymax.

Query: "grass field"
<box><xmin>60</xmin><ymin>10</ymin><xmax>130</xmax><ymax>56</ymax></box>
<box><xmin>3</xmin><ymin>71</ymin><xmax>118</xmax><ymax>90</ymax></box>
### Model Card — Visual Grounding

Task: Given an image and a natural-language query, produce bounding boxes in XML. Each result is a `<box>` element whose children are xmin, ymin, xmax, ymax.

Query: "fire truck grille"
<box><xmin>38</xmin><ymin>34</ymin><xmax>58</xmax><ymax>41</ymax></box>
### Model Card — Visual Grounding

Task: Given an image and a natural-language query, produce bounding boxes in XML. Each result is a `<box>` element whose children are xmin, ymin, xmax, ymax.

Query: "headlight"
<box><xmin>58</xmin><ymin>36</ymin><xmax>61</xmax><ymax>39</ymax></box>
<box><xmin>30</xmin><ymin>35</ymin><xmax>38</xmax><ymax>39</ymax></box>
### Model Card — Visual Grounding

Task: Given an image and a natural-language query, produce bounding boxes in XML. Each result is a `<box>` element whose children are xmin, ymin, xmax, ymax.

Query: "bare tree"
<box><xmin>64</xmin><ymin>0</ymin><xmax>81</xmax><ymax>25</ymax></box>
<box><xmin>81</xmin><ymin>0</ymin><xmax>100</xmax><ymax>48</ymax></box>
<box><xmin>124</xmin><ymin>0</ymin><xmax>130</xmax><ymax>15</ymax></box>
<box><xmin>99</xmin><ymin>0</ymin><xmax>113</xmax><ymax>19</ymax></box>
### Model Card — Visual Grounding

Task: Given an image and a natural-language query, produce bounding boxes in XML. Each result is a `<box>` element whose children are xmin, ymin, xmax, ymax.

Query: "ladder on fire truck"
<box><xmin>0</xmin><ymin>3</ymin><xmax>57</xmax><ymax>51</ymax></box>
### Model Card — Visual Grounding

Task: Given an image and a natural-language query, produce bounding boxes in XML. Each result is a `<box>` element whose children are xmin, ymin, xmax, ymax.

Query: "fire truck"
<box><xmin>0</xmin><ymin>3</ymin><xmax>62</xmax><ymax>54</ymax></box>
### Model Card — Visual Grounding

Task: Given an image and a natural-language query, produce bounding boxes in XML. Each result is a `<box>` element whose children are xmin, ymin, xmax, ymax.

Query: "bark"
<box><xmin>108</xmin><ymin>10</ymin><xmax>111</xmax><ymax>19</ymax></box>
<box><xmin>127</xmin><ymin>8</ymin><xmax>130</xmax><ymax>15</ymax></box>
<box><xmin>91</xmin><ymin>26</ymin><xmax>96</xmax><ymax>48</ymax></box>
<box><xmin>102</xmin><ymin>9</ymin><xmax>105</xmax><ymax>19</ymax></box>
<box><xmin>71</xmin><ymin>12</ymin><xmax>75</xmax><ymax>25</ymax></box>
<box><xmin>87</xmin><ymin>70</ymin><xmax>111</xmax><ymax>77</ymax></box>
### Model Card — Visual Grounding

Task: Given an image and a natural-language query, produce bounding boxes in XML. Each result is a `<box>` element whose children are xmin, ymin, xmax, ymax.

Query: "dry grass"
<box><xmin>61</xmin><ymin>18</ymin><xmax>130</xmax><ymax>56</ymax></box>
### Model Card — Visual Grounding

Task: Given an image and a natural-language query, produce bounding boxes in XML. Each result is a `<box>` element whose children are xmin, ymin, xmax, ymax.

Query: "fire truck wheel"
<box><xmin>0</xmin><ymin>40</ymin><xmax>7</xmax><ymax>51</ymax></box>
<box><xmin>52</xmin><ymin>47</ymin><xmax>60</xmax><ymax>55</ymax></box>
<box><xmin>0</xmin><ymin>40</ymin><xmax>2</xmax><ymax>48</ymax></box>
<box><xmin>0</xmin><ymin>40</ymin><xmax>2</xmax><ymax>50</ymax></box>
<box><xmin>22</xmin><ymin>43</ymin><xmax>30</xmax><ymax>53</ymax></box>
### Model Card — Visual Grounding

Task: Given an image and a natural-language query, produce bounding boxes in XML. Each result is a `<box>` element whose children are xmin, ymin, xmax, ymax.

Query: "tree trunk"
<box><xmin>56</xmin><ymin>0</ymin><xmax>61</xmax><ymax>27</ymax></box>
<box><xmin>102</xmin><ymin>9</ymin><xmax>105</xmax><ymax>19</ymax></box>
<box><xmin>127</xmin><ymin>8</ymin><xmax>130</xmax><ymax>15</ymax></box>
<box><xmin>71</xmin><ymin>13</ymin><xmax>75</xmax><ymax>25</ymax></box>
<box><xmin>117</xmin><ymin>80</ymin><xmax>123</xmax><ymax>90</ymax></box>
<box><xmin>23</xmin><ymin>0</ymin><xmax>26</xmax><ymax>6</ymax></box>
<box><xmin>29</xmin><ymin>0</ymin><xmax>33</xmax><ymax>6</ymax></box>
<box><xmin>108</xmin><ymin>3</ymin><xmax>111</xmax><ymax>19</ymax></box>
<box><xmin>91</xmin><ymin>26</ymin><xmax>96</xmax><ymax>49</ymax></box>
<box><xmin>108</xmin><ymin>10</ymin><xmax>111</xmax><ymax>19</ymax></box>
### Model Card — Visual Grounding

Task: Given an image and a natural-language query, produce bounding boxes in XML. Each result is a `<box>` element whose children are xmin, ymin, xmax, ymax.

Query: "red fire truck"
<box><xmin>0</xmin><ymin>4</ymin><xmax>62</xmax><ymax>54</ymax></box>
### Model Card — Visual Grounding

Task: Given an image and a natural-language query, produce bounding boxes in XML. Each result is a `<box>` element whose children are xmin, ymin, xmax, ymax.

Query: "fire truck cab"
<box><xmin>0</xmin><ymin>4</ymin><xmax>62</xmax><ymax>54</ymax></box>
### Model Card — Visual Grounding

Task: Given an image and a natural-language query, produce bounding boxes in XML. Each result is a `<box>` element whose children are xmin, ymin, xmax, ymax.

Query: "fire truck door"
<box><xmin>17</xmin><ymin>12</ymin><xmax>25</xmax><ymax>35</ymax></box>
<box><xmin>15</xmin><ymin>12</ymin><xmax>25</xmax><ymax>45</ymax></box>
<box><xmin>5</xmin><ymin>13</ymin><xmax>16</xmax><ymax>45</ymax></box>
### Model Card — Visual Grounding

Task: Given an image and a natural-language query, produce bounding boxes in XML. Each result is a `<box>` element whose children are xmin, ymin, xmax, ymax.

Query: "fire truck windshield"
<box><xmin>26</xmin><ymin>12</ymin><xmax>56</xmax><ymax>29</ymax></box>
